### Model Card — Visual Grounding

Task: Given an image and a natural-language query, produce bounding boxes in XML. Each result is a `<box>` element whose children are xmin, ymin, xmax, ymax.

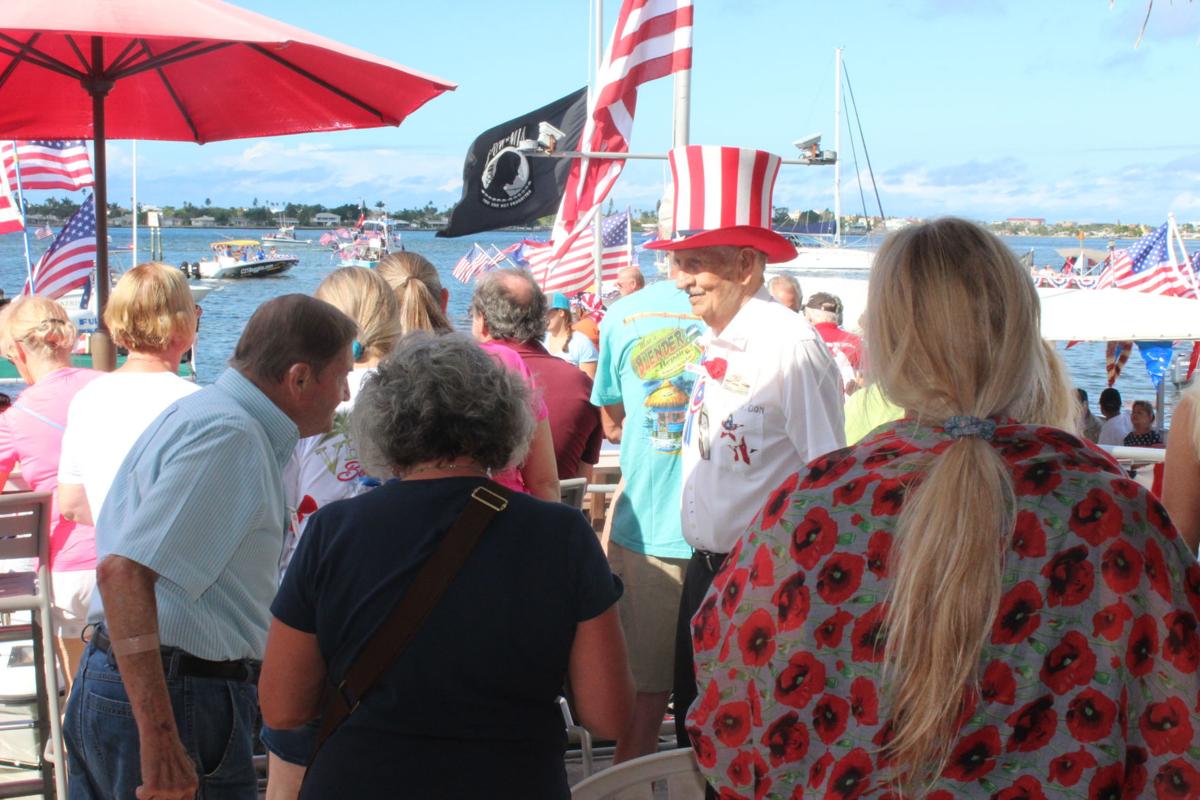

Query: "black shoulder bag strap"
<box><xmin>310</xmin><ymin>480</ymin><xmax>511</xmax><ymax>759</ymax></box>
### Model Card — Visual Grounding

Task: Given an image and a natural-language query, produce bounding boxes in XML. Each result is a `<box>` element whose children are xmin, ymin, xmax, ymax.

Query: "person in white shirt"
<box><xmin>58</xmin><ymin>262</ymin><xmax>199</xmax><ymax>526</ymax></box>
<box><xmin>645</xmin><ymin>144</ymin><xmax>846</xmax><ymax>746</ymax></box>
<box><xmin>1097</xmin><ymin>386</ymin><xmax>1133</xmax><ymax>446</ymax></box>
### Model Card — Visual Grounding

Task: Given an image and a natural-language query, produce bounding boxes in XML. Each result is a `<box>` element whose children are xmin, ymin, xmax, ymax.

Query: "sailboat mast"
<box><xmin>592</xmin><ymin>0</ymin><xmax>604</xmax><ymax>294</ymax></box>
<box><xmin>833</xmin><ymin>47</ymin><xmax>842</xmax><ymax>247</ymax></box>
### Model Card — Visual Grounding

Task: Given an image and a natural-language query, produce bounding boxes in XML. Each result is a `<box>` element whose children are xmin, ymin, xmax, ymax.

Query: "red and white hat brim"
<box><xmin>644</xmin><ymin>225</ymin><xmax>798</xmax><ymax>264</ymax></box>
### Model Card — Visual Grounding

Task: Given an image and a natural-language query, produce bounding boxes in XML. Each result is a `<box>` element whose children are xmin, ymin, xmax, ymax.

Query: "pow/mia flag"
<box><xmin>439</xmin><ymin>88</ymin><xmax>587</xmax><ymax>238</ymax></box>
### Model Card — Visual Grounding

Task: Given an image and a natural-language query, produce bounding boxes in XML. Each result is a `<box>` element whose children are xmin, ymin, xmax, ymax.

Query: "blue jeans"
<box><xmin>64</xmin><ymin>641</ymin><xmax>259</xmax><ymax>800</ymax></box>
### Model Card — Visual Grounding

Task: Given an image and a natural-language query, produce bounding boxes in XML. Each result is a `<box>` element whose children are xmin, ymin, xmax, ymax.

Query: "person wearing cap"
<box><xmin>543</xmin><ymin>292</ymin><xmax>599</xmax><ymax>379</ymax></box>
<box><xmin>805</xmin><ymin>291</ymin><xmax>864</xmax><ymax>395</ymax></box>
<box><xmin>645</xmin><ymin>145</ymin><xmax>846</xmax><ymax>747</ymax></box>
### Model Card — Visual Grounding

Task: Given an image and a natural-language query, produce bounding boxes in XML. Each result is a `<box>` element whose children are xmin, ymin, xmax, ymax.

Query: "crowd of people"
<box><xmin>0</xmin><ymin>142</ymin><xmax>1196</xmax><ymax>800</ymax></box>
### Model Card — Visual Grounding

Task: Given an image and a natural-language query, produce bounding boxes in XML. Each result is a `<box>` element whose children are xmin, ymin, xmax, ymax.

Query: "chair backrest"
<box><xmin>571</xmin><ymin>748</ymin><xmax>706</xmax><ymax>800</ymax></box>
<box><xmin>559</xmin><ymin>477</ymin><xmax>587</xmax><ymax>509</ymax></box>
<box><xmin>0</xmin><ymin>493</ymin><xmax>50</xmax><ymax>564</ymax></box>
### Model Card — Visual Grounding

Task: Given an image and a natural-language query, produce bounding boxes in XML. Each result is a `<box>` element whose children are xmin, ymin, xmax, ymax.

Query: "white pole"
<box><xmin>131</xmin><ymin>140</ymin><xmax>137</xmax><ymax>265</ymax></box>
<box><xmin>833</xmin><ymin>48</ymin><xmax>843</xmax><ymax>247</ymax></box>
<box><xmin>673</xmin><ymin>69</ymin><xmax>691</xmax><ymax>148</ymax></box>
<box><xmin>7</xmin><ymin>147</ymin><xmax>33</xmax><ymax>288</ymax></box>
<box><xmin>592</xmin><ymin>0</ymin><xmax>604</xmax><ymax>294</ymax></box>
<box><xmin>1167</xmin><ymin>213</ymin><xmax>1200</xmax><ymax>296</ymax></box>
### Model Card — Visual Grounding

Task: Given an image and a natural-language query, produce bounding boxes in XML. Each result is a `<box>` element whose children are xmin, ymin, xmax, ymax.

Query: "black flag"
<box><xmin>438</xmin><ymin>88</ymin><xmax>588</xmax><ymax>238</ymax></box>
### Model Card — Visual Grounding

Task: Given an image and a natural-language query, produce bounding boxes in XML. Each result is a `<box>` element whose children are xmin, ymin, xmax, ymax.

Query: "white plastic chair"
<box><xmin>0</xmin><ymin>492</ymin><xmax>66</xmax><ymax>799</ymax></box>
<box><xmin>571</xmin><ymin>748</ymin><xmax>706</xmax><ymax>800</ymax></box>
<box><xmin>559</xmin><ymin>477</ymin><xmax>588</xmax><ymax>509</ymax></box>
<box><xmin>559</xmin><ymin>695</ymin><xmax>595</xmax><ymax>777</ymax></box>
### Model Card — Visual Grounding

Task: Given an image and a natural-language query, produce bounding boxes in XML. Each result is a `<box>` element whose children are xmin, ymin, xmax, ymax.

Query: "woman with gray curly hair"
<box><xmin>259</xmin><ymin>332</ymin><xmax>634</xmax><ymax>799</ymax></box>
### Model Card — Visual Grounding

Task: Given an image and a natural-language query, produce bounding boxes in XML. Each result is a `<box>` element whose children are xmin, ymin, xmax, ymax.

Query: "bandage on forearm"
<box><xmin>111</xmin><ymin>632</ymin><xmax>160</xmax><ymax>656</ymax></box>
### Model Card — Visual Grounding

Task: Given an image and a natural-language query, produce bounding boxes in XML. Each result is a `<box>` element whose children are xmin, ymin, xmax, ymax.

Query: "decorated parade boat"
<box><xmin>195</xmin><ymin>240</ymin><xmax>298</xmax><ymax>279</ymax></box>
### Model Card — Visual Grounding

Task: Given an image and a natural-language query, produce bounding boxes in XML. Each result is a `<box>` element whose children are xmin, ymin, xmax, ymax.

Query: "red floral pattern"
<box><xmin>688</xmin><ymin>421</ymin><xmax>1200</xmax><ymax>797</ymax></box>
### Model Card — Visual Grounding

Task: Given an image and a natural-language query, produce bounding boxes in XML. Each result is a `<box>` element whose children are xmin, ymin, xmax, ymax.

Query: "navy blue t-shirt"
<box><xmin>272</xmin><ymin>476</ymin><xmax>622</xmax><ymax>799</ymax></box>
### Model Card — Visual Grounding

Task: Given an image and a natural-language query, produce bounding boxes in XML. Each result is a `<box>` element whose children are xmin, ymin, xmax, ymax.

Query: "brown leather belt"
<box><xmin>91</xmin><ymin>627</ymin><xmax>261</xmax><ymax>684</ymax></box>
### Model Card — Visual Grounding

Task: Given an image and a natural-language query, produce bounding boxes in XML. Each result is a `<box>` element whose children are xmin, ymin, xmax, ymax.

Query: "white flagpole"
<box><xmin>131</xmin><ymin>140</ymin><xmax>138</xmax><ymax>265</ymax></box>
<box><xmin>7</xmin><ymin>143</ymin><xmax>34</xmax><ymax>287</ymax></box>
<box><xmin>833</xmin><ymin>48</ymin><xmax>843</xmax><ymax>247</ymax></box>
<box><xmin>592</xmin><ymin>0</ymin><xmax>604</xmax><ymax>294</ymax></box>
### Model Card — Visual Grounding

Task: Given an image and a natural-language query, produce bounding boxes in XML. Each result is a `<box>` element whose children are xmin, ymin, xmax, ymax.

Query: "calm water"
<box><xmin>0</xmin><ymin>229</ymin><xmax>1190</xmax><ymax>424</ymax></box>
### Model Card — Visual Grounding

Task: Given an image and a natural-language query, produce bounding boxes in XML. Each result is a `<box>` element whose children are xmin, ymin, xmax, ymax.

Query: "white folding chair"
<box><xmin>571</xmin><ymin>747</ymin><xmax>706</xmax><ymax>800</ymax></box>
<box><xmin>0</xmin><ymin>492</ymin><xmax>66</xmax><ymax>798</ymax></box>
<box><xmin>559</xmin><ymin>695</ymin><xmax>595</xmax><ymax>778</ymax></box>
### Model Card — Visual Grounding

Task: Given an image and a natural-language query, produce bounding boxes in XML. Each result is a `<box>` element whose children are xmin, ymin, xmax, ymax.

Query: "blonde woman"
<box><xmin>58</xmin><ymin>262</ymin><xmax>198</xmax><ymax>527</ymax></box>
<box><xmin>375</xmin><ymin>251</ymin><xmax>452</xmax><ymax>334</ymax></box>
<box><xmin>266</xmin><ymin>267</ymin><xmax>403</xmax><ymax>800</ymax></box>
<box><xmin>1162</xmin><ymin>383</ymin><xmax>1200</xmax><ymax>553</ymax></box>
<box><xmin>0</xmin><ymin>297</ymin><xmax>101</xmax><ymax>685</ymax></box>
<box><xmin>685</xmin><ymin>219</ymin><xmax>1200</xmax><ymax>797</ymax></box>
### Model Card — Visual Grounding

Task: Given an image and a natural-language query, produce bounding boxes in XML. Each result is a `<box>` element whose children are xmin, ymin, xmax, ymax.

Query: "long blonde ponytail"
<box><xmin>865</xmin><ymin>218</ymin><xmax>1046</xmax><ymax>790</ymax></box>
<box><xmin>376</xmin><ymin>252</ymin><xmax>452</xmax><ymax>335</ymax></box>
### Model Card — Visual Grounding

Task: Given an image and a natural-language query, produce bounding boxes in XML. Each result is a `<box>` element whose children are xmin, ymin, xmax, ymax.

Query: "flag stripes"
<box><xmin>529</xmin><ymin>210</ymin><xmax>633</xmax><ymax>294</ymax></box>
<box><xmin>28</xmin><ymin>195</ymin><xmax>96</xmax><ymax>299</ymax></box>
<box><xmin>2</xmin><ymin>140</ymin><xmax>94</xmax><ymax>191</ymax></box>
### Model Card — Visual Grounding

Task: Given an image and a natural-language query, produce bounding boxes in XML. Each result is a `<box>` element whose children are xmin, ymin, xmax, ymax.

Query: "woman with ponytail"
<box><xmin>0</xmin><ymin>296</ymin><xmax>101</xmax><ymax>687</ymax></box>
<box><xmin>376</xmin><ymin>251</ymin><xmax>452</xmax><ymax>335</ymax></box>
<box><xmin>686</xmin><ymin>218</ymin><xmax>1200</xmax><ymax>797</ymax></box>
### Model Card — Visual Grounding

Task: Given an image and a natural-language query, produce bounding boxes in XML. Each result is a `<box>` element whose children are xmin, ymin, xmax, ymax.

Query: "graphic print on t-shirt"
<box><xmin>626</xmin><ymin>322</ymin><xmax>703</xmax><ymax>454</ymax></box>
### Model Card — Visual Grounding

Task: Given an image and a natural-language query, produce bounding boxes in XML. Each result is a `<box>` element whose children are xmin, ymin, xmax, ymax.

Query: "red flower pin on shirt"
<box><xmin>704</xmin><ymin>357</ymin><xmax>728</xmax><ymax>382</ymax></box>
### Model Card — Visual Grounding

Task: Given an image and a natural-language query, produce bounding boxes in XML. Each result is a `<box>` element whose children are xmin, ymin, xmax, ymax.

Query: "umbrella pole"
<box><xmin>88</xmin><ymin>36</ymin><xmax>116</xmax><ymax>372</ymax></box>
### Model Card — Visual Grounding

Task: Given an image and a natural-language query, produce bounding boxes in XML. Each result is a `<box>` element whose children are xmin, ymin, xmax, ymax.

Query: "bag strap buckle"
<box><xmin>335</xmin><ymin>679</ymin><xmax>361</xmax><ymax>715</ymax></box>
<box><xmin>470</xmin><ymin>485</ymin><xmax>508</xmax><ymax>512</ymax></box>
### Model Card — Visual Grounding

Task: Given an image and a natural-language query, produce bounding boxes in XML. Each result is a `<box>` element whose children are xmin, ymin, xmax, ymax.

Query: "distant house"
<box><xmin>110</xmin><ymin>214</ymin><xmax>134</xmax><ymax>226</ymax></box>
<box><xmin>230</xmin><ymin>216</ymin><xmax>252</xmax><ymax>227</ymax></box>
<box><xmin>1006</xmin><ymin>217</ymin><xmax>1045</xmax><ymax>226</ymax></box>
<box><xmin>313</xmin><ymin>212</ymin><xmax>341</xmax><ymax>227</ymax></box>
<box><xmin>279</xmin><ymin>216</ymin><xmax>299</xmax><ymax>226</ymax></box>
<box><xmin>160</xmin><ymin>216</ymin><xmax>183</xmax><ymax>227</ymax></box>
<box><xmin>191</xmin><ymin>215</ymin><xmax>216</xmax><ymax>227</ymax></box>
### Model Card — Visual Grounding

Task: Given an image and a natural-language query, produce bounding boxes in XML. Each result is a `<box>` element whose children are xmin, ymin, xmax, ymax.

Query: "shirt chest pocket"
<box><xmin>713</xmin><ymin>402</ymin><xmax>764</xmax><ymax>472</ymax></box>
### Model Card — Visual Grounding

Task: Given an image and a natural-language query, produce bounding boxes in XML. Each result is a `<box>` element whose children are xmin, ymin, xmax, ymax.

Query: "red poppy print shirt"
<box><xmin>687</xmin><ymin>420</ymin><xmax>1200</xmax><ymax>799</ymax></box>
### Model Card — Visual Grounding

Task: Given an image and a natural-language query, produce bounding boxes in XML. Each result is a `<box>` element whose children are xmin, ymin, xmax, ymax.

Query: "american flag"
<box><xmin>452</xmin><ymin>244</ymin><xmax>495</xmax><ymax>284</ymax></box>
<box><xmin>541</xmin><ymin>0</ymin><xmax>692</xmax><ymax>272</ymax></box>
<box><xmin>0</xmin><ymin>164</ymin><xmax>23</xmax><ymax>235</ymax></box>
<box><xmin>2</xmin><ymin>140</ymin><xmax>94</xmax><ymax>191</ymax></box>
<box><xmin>1095</xmin><ymin>223</ymin><xmax>1197</xmax><ymax>298</ymax></box>
<box><xmin>26</xmin><ymin>195</ymin><xmax>96</xmax><ymax>299</ymax></box>
<box><xmin>528</xmin><ymin>210</ymin><xmax>633</xmax><ymax>294</ymax></box>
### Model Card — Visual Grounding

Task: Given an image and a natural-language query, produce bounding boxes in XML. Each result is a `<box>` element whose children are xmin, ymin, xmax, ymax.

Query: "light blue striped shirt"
<box><xmin>93</xmin><ymin>368</ymin><xmax>298</xmax><ymax>660</ymax></box>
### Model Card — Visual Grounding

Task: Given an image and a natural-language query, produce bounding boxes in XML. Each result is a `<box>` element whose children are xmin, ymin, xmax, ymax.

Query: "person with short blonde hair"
<box><xmin>687</xmin><ymin>217</ymin><xmax>1200</xmax><ymax>797</ymax></box>
<box><xmin>58</xmin><ymin>262</ymin><xmax>200</xmax><ymax>528</ymax></box>
<box><xmin>376</xmin><ymin>251</ymin><xmax>452</xmax><ymax>335</ymax></box>
<box><xmin>103</xmin><ymin>261</ymin><xmax>197</xmax><ymax>352</ymax></box>
<box><xmin>0</xmin><ymin>295</ymin><xmax>102</xmax><ymax>688</ymax></box>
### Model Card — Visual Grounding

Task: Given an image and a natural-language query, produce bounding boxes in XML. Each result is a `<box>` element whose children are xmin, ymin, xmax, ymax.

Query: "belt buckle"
<box><xmin>471</xmin><ymin>485</ymin><xmax>508</xmax><ymax>512</ymax></box>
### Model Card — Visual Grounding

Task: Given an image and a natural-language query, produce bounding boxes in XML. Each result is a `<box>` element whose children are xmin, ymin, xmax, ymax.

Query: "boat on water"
<box><xmin>335</xmin><ymin>219</ymin><xmax>398</xmax><ymax>268</ymax></box>
<box><xmin>195</xmin><ymin>240</ymin><xmax>298</xmax><ymax>279</ymax></box>
<box><xmin>262</xmin><ymin>225</ymin><xmax>311</xmax><ymax>247</ymax></box>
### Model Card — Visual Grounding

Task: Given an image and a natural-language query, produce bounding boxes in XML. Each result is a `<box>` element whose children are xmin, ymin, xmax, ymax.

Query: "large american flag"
<box><xmin>26</xmin><ymin>195</ymin><xmax>96</xmax><ymax>299</ymax></box>
<box><xmin>541</xmin><ymin>0</ymin><xmax>692</xmax><ymax>273</ymax></box>
<box><xmin>527</xmin><ymin>210</ymin><xmax>633</xmax><ymax>294</ymax></box>
<box><xmin>2</xmin><ymin>140</ymin><xmax>94</xmax><ymax>192</ymax></box>
<box><xmin>1095</xmin><ymin>223</ymin><xmax>1197</xmax><ymax>298</ymax></box>
<box><xmin>0</xmin><ymin>163</ymin><xmax>23</xmax><ymax>235</ymax></box>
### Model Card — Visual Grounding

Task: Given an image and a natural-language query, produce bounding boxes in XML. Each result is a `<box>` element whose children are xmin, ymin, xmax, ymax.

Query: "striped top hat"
<box><xmin>644</xmin><ymin>145</ymin><xmax>797</xmax><ymax>263</ymax></box>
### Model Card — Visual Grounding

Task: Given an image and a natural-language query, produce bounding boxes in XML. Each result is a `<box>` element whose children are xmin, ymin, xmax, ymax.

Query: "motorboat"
<box><xmin>336</xmin><ymin>219</ymin><xmax>395</xmax><ymax>268</ymax></box>
<box><xmin>195</xmin><ymin>240</ymin><xmax>298</xmax><ymax>279</ymax></box>
<box><xmin>262</xmin><ymin>225</ymin><xmax>311</xmax><ymax>247</ymax></box>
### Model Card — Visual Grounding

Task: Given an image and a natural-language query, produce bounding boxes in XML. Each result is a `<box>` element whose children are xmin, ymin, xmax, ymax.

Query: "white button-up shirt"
<box><xmin>680</xmin><ymin>288</ymin><xmax>846</xmax><ymax>553</ymax></box>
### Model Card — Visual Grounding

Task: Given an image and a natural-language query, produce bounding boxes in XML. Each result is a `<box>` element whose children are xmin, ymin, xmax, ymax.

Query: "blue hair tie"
<box><xmin>352</xmin><ymin>340</ymin><xmax>364</xmax><ymax>361</ymax></box>
<box><xmin>943</xmin><ymin>415</ymin><xmax>996</xmax><ymax>441</ymax></box>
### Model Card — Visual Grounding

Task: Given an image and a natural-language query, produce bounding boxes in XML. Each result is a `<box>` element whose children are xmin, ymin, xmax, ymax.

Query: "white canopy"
<box><xmin>777</xmin><ymin>275</ymin><xmax>1200</xmax><ymax>342</ymax></box>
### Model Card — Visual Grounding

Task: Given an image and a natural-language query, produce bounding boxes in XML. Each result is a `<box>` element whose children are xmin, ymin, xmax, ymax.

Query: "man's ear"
<box><xmin>282</xmin><ymin>361</ymin><xmax>314</xmax><ymax>399</ymax></box>
<box><xmin>736</xmin><ymin>247</ymin><xmax>760</xmax><ymax>283</ymax></box>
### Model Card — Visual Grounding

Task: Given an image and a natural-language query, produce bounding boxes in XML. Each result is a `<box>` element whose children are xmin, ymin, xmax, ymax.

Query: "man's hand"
<box><xmin>136</xmin><ymin>731</ymin><xmax>198</xmax><ymax>800</ymax></box>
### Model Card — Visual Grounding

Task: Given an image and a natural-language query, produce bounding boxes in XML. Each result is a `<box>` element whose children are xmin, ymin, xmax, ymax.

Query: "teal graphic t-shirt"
<box><xmin>591</xmin><ymin>280</ymin><xmax>703</xmax><ymax>559</ymax></box>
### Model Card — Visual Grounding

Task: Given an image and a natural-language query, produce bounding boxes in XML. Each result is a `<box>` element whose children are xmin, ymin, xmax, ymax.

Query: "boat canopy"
<box><xmin>773</xmin><ymin>275</ymin><xmax>1200</xmax><ymax>342</ymax></box>
<box><xmin>211</xmin><ymin>240</ymin><xmax>260</xmax><ymax>247</ymax></box>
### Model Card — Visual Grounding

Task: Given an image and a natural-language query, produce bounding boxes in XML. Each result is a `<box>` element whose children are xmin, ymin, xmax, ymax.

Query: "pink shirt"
<box><xmin>478</xmin><ymin>341</ymin><xmax>549</xmax><ymax>495</ymax></box>
<box><xmin>0</xmin><ymin>367</ymin><xmax>102</xmax><ymax>570</ymax></box>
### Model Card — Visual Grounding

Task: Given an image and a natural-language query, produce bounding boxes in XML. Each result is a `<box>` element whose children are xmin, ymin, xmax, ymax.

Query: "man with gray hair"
<box><xmin>471</xmin><ymin>269</ymin><xmax>604</xmax><ymax>481</ymax></box>
<box><xmin>65</xmin><ymin>294</ymin><xmax>357</xmax><ymax>800</ymax></box>
<box><xmin>616</xmin><ymin>266</ymin><xmax>645</xmax><ymax>297</ymax></box>
<box><xmin>768</xmin><ymin>273</ymin><xmax>802</xmax><ymax>312</ymax></box>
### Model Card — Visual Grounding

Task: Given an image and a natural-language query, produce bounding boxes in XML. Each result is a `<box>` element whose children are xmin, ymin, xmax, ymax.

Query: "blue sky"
<box><xmin>64</xmin><ymin>1</ymin><xmax>1200</xmax><ymax>223</ymax></box>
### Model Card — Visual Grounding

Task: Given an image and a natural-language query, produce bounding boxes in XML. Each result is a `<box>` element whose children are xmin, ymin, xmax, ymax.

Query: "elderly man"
<box><xmin>767</xmin><ymin>273</ymin><xmax>802</xmax><ymax>312</ymax></box>
<box><xmin>615</xmin><ymin>266</ymin><xmax>645</xmax><ymax>297</ymax></box>
<box><xmin>646</xmin><ymin>145</ymin><xmax>845</xmax><ymax>746</ymax></box>
<box><xmin>65</xmin><ymin>295</ymin><xmax>357</xmax><ymax>800</ymax></box>
<box><xmin>805</xmin><ymin>291</ymin><xmax>863</xmax><ymax>394</ymax></box>
<box><xmin>472</xmin><ymin>268</ymin><xmax>604</xmax><ymax>481</ymax></box>
<box><xmin>592</xmin><ymin>262</ymin><xmax>703</xmax><ymax>763</ymax></box>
